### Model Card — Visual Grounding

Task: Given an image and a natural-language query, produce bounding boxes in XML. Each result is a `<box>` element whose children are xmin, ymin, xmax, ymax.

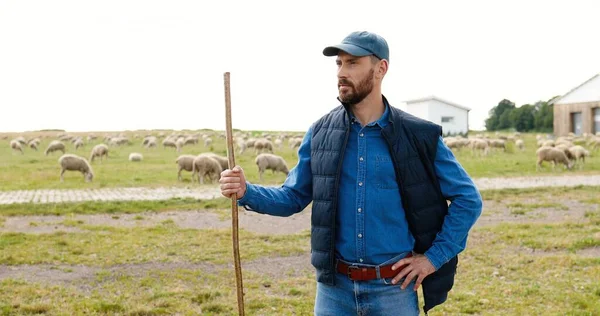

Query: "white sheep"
<box><xmin>255</xmin><ymin>153</ymin><xmax>289</xmax><ymax>182</ymax></box>
<box><xmin>45</xmin><ymin>140</ymin><xmax>66</xmax><ymax>156</ymax></box>
<box><xmin>74</xmin><ymin>139</ymin><xmax>85</xmax><ymax>150</ymax></box>
<box><xmin>568</xmin><ymin>145</ymin><xmax>590</xmax><ymax>168</ymax></box>
<box><xmin>191</xmin><ymin>155</ymin><xmax>222</xmax><ymax>184</ymax></box>
<box><xmin>90</xmin><ymin>144</ymin><xmax>109</xmax><ymax>163</ymax></box>
<box><xmin>515</xmin><ymin>139</ymin><xmax>524</xmax><ymax>151</ymax></box>
<box><xmin>469</xmin><ymin>138</ymin><xmax>489</xmax><ymax>156</ymax></box>
<box><xmin>204</xmin><ymin>137</ymin><xmax>213</xmax><ymax>147</ymax></box>
<box><xmin>162</xmin><ymin>138</ymin><xmax>177</xmax><ymax>150</ymax></box>
<box><xmin>176</xmin><ymin>138</ymin><xmax>185</xmax><ymax>152</ymax></box>
<box><xmin>198</xmin><ymin>152</ymin><xmax>229</xmax><ymax>171</ymax></box>
<box><xmin>10</xmin><ymin>140</ymin><xmax>23</xmax><ymax>154</ymax></box>
<box><xmin>58</xmin><ymin>154</ymin><xmax>94</xmax><ymax>182</ymax></box>
<box><xmin>129</xmin><ymin>153</ymin><xmax>143</xmax><ymax>162</ymax></box>
<box><xmin>254</xmin><ymin>139</ymin><xmax>274</xmax><ymax>154</ymax></box>
<box><xmin>536</xmin><ymin>146</ymin><xmax>573</xmax><ymax>171</ymax></box>
<box><xmin>175</xmin><ymin>154</ymin><xmax>197</xmax><ymax>181</ymax></box>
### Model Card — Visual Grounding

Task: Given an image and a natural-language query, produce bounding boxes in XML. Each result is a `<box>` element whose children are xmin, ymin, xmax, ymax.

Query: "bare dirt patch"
<box><xmin>0</xmin><ymin>208</ymin><xmax>311</xmax><ymax>235</ymax></box>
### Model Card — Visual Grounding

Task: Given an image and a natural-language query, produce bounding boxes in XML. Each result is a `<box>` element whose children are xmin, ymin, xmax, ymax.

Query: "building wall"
<box><xmin>553</xmin><ymin>101</ymin><xmax>600</xmax><ymax>136</ymax></box>
<box><xmin>406</xmin><ymin>100</ymin><xmax>469</xmax><ymax>135</ymax></box>
<box><xmin>557</xmin><ymin>75</ymin><xmax>600</xmax><ymax>104</ymax></box>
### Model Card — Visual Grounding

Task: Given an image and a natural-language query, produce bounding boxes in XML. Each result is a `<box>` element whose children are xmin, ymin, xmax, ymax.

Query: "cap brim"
<box><xmin>323</xmin><ymin>44</ymin><xmax>372</xmax><ymax>57</ymax></box>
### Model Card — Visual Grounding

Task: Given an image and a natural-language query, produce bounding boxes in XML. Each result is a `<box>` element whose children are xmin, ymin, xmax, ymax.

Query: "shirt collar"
<box><xmin>347</xmin><ymin>99</ymin><xmax>390</xmax><ymax>128</ymax></box>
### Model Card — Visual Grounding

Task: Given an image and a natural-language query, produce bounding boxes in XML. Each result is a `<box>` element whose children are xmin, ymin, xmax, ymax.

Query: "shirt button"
<box><xmin>359</xmin><ymin>258</ymin><xmax>363</xmax><ymax>263</ymax></box>
<box><xmin>358</xmin><ymin>234</ymin><xmax>363</xmax><ymax>238</ymax></box>
<box><xmin>358</xmin><ymin>182</ymin><xmax>363</xmax><ymax>186</ymax></box>
<box><xmin>360</xmin><ymin>133</ymin><xmax>364</xmax><ymax>137</ymax></box>
<box><xmin>359</xmin><ymin>157</ymin><xmax>364</xmax><ymax>161</ymax></box>
<box><xmin>358</xmin><ymin>208</ymin><xmax>362</xmax><ymax>213</ymax></box>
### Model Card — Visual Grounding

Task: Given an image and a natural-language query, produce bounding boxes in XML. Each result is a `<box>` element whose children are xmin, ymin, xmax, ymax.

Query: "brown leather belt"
<box><xmin>336</xmin><ymin>253</ymin><xmax>413</xmax><ymax>281</ymax></box>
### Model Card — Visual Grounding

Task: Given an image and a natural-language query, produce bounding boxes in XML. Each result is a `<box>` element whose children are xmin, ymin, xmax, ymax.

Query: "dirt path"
<box><xmin>1</xmin><ymin>174</ymin><xmax>599</xmax><ymax>205</ymax></box>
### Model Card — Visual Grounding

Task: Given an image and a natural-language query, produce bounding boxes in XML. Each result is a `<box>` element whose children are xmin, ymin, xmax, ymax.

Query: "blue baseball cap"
<box><xmin>323</xmin><ymin>31</ymin><xmax>389</xmax><ymax>62</ymax></box>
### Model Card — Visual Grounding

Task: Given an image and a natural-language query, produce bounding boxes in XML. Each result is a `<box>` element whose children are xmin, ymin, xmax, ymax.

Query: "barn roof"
<box><xmin>549</xmin><ymin>73</ymin><xmax>600</xmax><ymax>105</ymax></box>
<box><xmin>404</xmin><ymin>95</ymin><xmax>471</xmax><ymax>111</ymax></box>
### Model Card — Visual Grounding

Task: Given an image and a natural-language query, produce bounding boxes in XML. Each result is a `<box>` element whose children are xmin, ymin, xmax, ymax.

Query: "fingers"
<box><xmin>414</xmin><ymin>273</ymin><xmax>426</xmax><ymax>291</ymax></box>
<box><xmin>391</xmin><ymin>265</ymin><xmax>411</xmax><ymax>285</ymax></box>
<box><xmin>401</xmin><ymin>270</ymin><xmax>418</xmax><ymax>290</ymax></box>
<box><xmin>392</xmin><ymin>258</ymin><xmax>411</xmax><ymax>271</ymax></box>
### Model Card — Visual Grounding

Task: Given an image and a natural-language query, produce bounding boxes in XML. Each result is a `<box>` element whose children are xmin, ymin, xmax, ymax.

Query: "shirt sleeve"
<box><xmin>424</xmin><ymin>136</ymin><xmax>483</xmax><ymax>270</ymax></box>
<box><xmin>236</xmin><ymin>127</ymin><xmax>313</xmax><ymax>217</ymax></box>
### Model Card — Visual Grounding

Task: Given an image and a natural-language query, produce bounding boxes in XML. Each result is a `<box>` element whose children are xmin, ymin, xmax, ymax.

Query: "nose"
<box><xmin>337</xmin><ymin>64</ymin><xmax>348</xmax><ymax>80</ymax></box>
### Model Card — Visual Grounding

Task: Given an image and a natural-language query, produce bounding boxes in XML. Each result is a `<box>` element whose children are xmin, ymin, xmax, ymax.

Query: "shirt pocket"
<box><xmin>375</xmin><ymin>155</ymin><xmax>399</xmax><ymax>190</ymax></box>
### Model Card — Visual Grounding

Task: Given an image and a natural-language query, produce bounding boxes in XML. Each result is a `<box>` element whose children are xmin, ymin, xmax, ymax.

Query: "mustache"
<box><xmin>338</xmin><ymin>79</ymin><xmax>353</xmax><ymax>87</ymax></box>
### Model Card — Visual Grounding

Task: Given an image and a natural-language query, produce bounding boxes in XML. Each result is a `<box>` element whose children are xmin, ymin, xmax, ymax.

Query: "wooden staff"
<box><xmin>223</xmin><ymin>72</ymin><xmax>245</xmax><ymax>315</ymax></box>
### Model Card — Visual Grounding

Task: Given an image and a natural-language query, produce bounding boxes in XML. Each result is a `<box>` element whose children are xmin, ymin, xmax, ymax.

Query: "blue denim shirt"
<box><xmin>237</xmin><ymin>105</ymin><xmax>482</xmax><ymax>270</ymax></box>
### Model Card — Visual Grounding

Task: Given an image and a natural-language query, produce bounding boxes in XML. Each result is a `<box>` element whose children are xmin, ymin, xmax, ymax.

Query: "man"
<box><xmin>220</xmin><ymin>31</ymin><xmax>482</xmax><ymax>315</ymax></box>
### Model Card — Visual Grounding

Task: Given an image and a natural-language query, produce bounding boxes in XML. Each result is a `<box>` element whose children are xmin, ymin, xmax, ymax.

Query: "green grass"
<box><xmin>0</xmin><ymin>197</ymin><xmax>231</xmax><ymax>216</ymax></box>
<box><xmin>0</xmin><ymin>130</ymin><xmax>302</xmax><ymax>191</ymax></box>
<box><xmin>2</xmin><ymin>131</ymin><xmax>600</xmax><ymax>191</ymax></box>
<box><xmin>0</xmin><ymin>226</ymin><xmax>310</xmax><ymax>266</ymax></box>
<box><xmin>480</xmin><ymin>185</ymin><xmax>600</xmax><ymax>203</ymax></box>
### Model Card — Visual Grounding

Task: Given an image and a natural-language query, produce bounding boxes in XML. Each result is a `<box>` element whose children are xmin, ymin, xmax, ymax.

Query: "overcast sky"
<box><xmin>1</xmin><ymin>0</ymin><xmax>599</xmax><ymax>133</ymax></box>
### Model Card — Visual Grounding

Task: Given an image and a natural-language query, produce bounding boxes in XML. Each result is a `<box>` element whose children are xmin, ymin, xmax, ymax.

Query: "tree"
<box><xmin>485</xmin><ymin>99</ymin><xmax>516</xmax><ymax>131</ymax></box>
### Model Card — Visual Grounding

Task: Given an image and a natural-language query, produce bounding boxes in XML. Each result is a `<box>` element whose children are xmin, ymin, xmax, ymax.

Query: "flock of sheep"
<box><xmin>443</xmin><ymin>131</ymin><xmax>600</xmax><ymax>171</ymax></box>
<box><xmin>5</xmin><ymin>131</ymin><xmax>299</xmax><ymax>183</ymax></box>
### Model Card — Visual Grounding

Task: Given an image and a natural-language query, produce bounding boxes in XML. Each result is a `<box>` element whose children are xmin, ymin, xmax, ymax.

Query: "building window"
<box><xmin>441</xmin><ymin>116</ymin><xmax>454</xmax><ymax>123</ymax></box>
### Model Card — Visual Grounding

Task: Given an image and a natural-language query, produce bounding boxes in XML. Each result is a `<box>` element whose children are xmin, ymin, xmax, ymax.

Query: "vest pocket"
<box><xmin>375</xmin><ymin>155</ymin><xmax>399</xmax><ymax>189</ymax></box>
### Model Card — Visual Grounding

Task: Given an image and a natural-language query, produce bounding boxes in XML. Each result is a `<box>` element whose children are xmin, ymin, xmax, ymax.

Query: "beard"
<box><xmin>338</xmin><ymin>68</ymin><xmax>375</xmax><ymax>106</ymax></box>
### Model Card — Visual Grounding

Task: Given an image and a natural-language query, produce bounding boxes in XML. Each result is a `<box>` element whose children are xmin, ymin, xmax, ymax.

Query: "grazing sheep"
<box><xmin>145</xmin><ymin>139</ymin><xmax>157</xmax><ymax>148</ymax></box>
<box><xmin>191</xmin><ymin>155</ymin><xmax>222</xmax><ymax>184</ymax></box>
<box><xmin>28</xmin><ymin>141</ymin><xmax>38</xmax><ymax>151</ymax></box>
<box><xmin>142</xmin><ymin>136</ymin><xmax>157</xmax><ymax>146</ymax></box>
<box><xmin>254</xmin><ymin>139</ymin><xmax>274</xmax><ymax>154</ymax></box>
<box><xmin>536</xmin><ymin>146</ymin><xmax>573</xmax><ymax>171</ymax></box>
<box><xmin>90</xmin><ymin>144</ymin><xmax>109</xmax><ymax>162</ymax></box>
<box><xmin>10</xmin><ymin>140</ymin><xmax>23</xmax><ymax>154</ymax></box>
<box><xmin>204</xmin><ymin>137</ymin><xmax>213</xmax><ymax>147</ymax></box>
<box><xmin>236</xmin><ymin>138</ymin><xmax>247</xmax><ymax>154</ymax></box>
<box><xmin>58</xmin><ymin>154</ymin><xmax>94</xmax><ymax>182</ymax></box>
<box><xmin>176</xmin><ymin>138</ymin><xmax>185</xmax><ymax>152</ymax></box>
<box><xmin>175</xmin><ymin>154</ymin><xmax>197</xmax><ymax>181</ymax></box>
<box><xmin>489</xmin><ymin>139</ymin><xmax>506</xmax><ymax>152</ymax></box>
<box><xmin>198</xmin><ymin>152</ymin><xmax>229</xmax><ymax>171</ymax></box>
<box><xmin>469</xmin><ymin>139</ymin><xmax>489</xmax><ymax>156</ymax></box>
<box><xmin>14</xmin><ymin>136</ymin><xmax>27</xmax><ymax>145</ymax></box>
<box><xmin>74</xmin><ymin>139</ymin><xmax>85</xmax><ymax>150</ymax></box>
<box><xmin>568</xmin><ymin>145</ymin><xmax>590</xmax><ymax>168</ymax></box>
<box><xmin>184</xmin><ymin>136</ymin><xmax>198</xmax><ymax>145</ymax></box>
<box><xmin>162</xmin><ymin>138</ymin><xmax>177</xmax><ymax>150</ymax></box>
<box><xmin>255</xmin><ymin>153</ymin><xmax>289</xmax><ymax>181</ymax></box>
<box><xmin>45</xmin><ymin>140</ymin><xmax>66</xmax><ymax>156</ymax></box>
<box><xmin>515</xmin><ymin>139</ymin><xmax>524</xmax><ymax>151</ymax></box>
<box><xmin>129</xmin><ymin>153</ymin><xmax>143</xmax><ymax>162</ymax></box>
<box><xmin>274</xmin><ymin>138</ymin><xmax>283</xmax><ymax>149</ymax></box>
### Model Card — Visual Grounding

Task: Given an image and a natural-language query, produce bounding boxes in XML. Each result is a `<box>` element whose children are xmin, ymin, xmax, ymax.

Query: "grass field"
<box><xmin>1</xmin><ymin>186</ymin><xmax>599</xmax><ymax>315</ymax></box>
<box><xmin>1</xmin><ymin>130</ymin><xmax>599</xmax><ymax>191</ymax></box>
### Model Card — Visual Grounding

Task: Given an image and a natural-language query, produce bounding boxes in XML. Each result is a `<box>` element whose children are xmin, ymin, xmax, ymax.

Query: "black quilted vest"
<box><xmin>309</xmin><ymin>96</ymin><xmax>457</xmax><ymax>313</ymax></box>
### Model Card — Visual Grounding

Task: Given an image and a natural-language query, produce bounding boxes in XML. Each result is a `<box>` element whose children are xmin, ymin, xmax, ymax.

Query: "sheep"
<box><xmin>175</xmin><ymin>154</ymin><xmax>197</xmax><ymax>181</ymax></box>
<box><xmin>536</xmin><ymin>146</ymin><xmax>573</xmax><ymax>171</ymax></box>
<box><xmin>488</xmin><ymin>139</ymin><xmax>506</xmax><ymax>152</ymax></box>
<box><xmin>204</xmin><ymin>137</ymin><xmax>213</xmax><ymax>147</ymax></box>
<box><xmin>145</xmin><ymin>139</ymin><xmax>157</xmax><ymax>148</ymax></box>
<box><xmin>10</xmin><ymin>140</ymin><xmax>23</xmax><ymax>154</ymax></box>
<box><xmin>28</xmin><ymin>141</ymin><xmax>38</xmax><ymax>151</ymax></box>
<box><xmin>74</xmin><ymin>139</ymin><xmax>85</xmax><ymax>150</ymax></box>
<box><xmin>129</xmin><ymin>153</ymin><xmax>143</xmax><ymax>162</ymax></box>
<box><xmin>236</xmin><ymin>138</ymin><xmax>247</xmax><ymax>154</ymax></box>
<box><xmin>274</xmin><ymin>138</ymin><xmax>283</xmax><ymax>149</ymax></box>
<box><xmin>254</xmin><ymin>139</ymin><xmax>274</xmax><ymax>154</ymax></box>
<box><xmin>142</xmin><ymin>136</ymin><xmax>157</xmax><ymax>146</ymax></box>
<box><xmin>513</xmin><ymin>139</ymin><xmax>523</xmax><ymax>151</ymax></box>
<box><xmin>191</xmin><ymin>155</ymin><xmax>222</xmax><ymax>184</ymax></box>
<box><xmin>162</xmin><ymin>138</ymin><xmax>177</xmax><ymax>149</ymax></box>
<box><xmin>176</xmin><ymin>138</ymin><xmax>185</xmax><ymax>152</ymax></box>
<box><xmin>14</xmin><ymin>136</ymin><xmax>26</xmax><ymax>145</ymax></box>
<box><xmin>198</xmin><ymin>152</ymin><xmax>229</xmax><ymax>171</ymax></box>
<box><xmin>568</xmin><ymin>145</ymin><xmax>590</xmax><ymax>168</ymax></box>
<box><xmin>255</xmin><ymin>153</ymin><xmax>289</xmax><ymax>182</ymax></box>
<box><xmin>90</xmin><ymin>144</ymin><xmax>109</xmax><ymax>163</ymax></box>
<box><xmin>469</xmin><ymin>138</ymin><xmax>489</xmax><ymax>156</ymax></box>
<box><xmin>184</xmin><ymin>136</ymin><xmax>198</xmax><ymax>145</ymax></box>
<box><xmin>58</xmin><ymin>154</ymin><xmax>94</xmax><ymax>182</ymax></box>
<box><xmin>45</xmin><ymin>140</ymin><xmax>66</xmax><ymax>156</ymax></box>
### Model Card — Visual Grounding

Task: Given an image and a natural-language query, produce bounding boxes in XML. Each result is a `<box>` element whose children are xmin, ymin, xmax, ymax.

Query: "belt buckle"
<box><xmin>347</xmin><ymin>265</ymin><xmax>360</xmax><ymax>280</ymax></box>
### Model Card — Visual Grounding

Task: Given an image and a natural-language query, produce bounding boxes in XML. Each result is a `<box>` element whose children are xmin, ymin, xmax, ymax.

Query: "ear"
<box><xmin>376</xmin><ymin>59</ymin><xmax>388</xmax><ymax>79</ymax></box>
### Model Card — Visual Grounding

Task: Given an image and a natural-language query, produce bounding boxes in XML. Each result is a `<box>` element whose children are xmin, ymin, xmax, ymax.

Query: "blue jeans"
<box><xmin>314</xmin><ymin>253</ymin><xmax>420</xmax><ymax>316</ymax></box>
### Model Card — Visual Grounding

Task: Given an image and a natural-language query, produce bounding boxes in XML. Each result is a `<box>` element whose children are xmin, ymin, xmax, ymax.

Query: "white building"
<box><xmin>403</xmin><ymin>95</ymin><xmax>471</xmax><ymax>136</ymax></box>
